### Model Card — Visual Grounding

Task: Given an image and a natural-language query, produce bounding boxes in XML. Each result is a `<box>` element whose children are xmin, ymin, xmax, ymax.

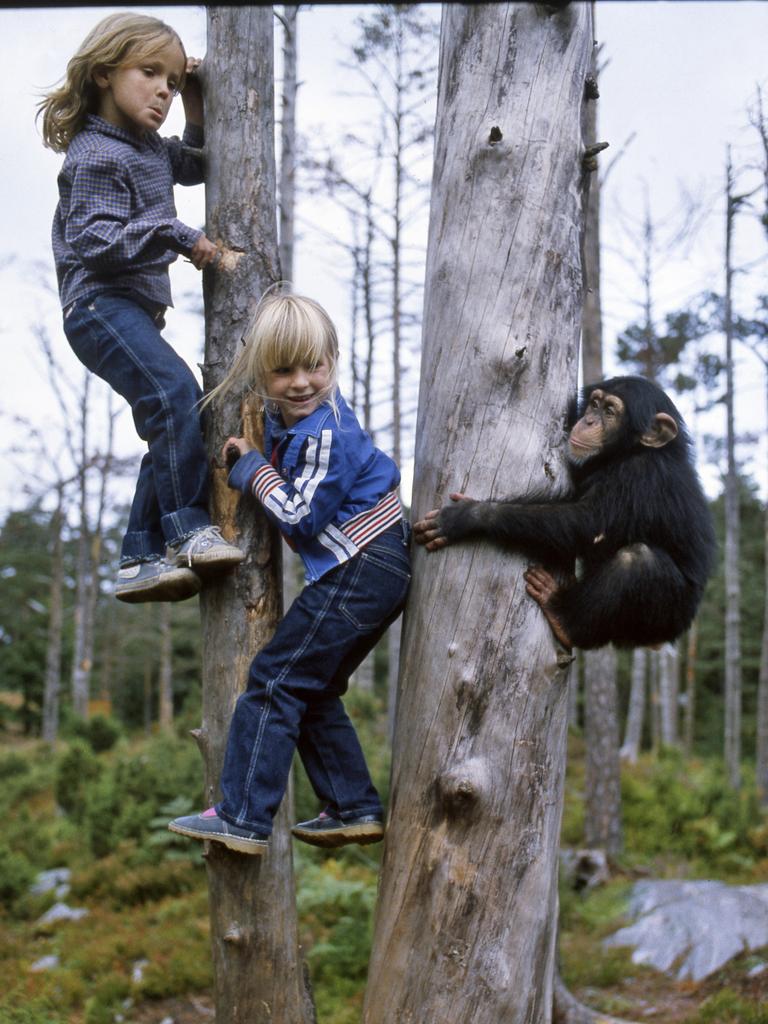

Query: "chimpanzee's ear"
<box><xmin>640</xmin><ymin>412</ymin><xmax>678</xmax><ymax>448</ymax></box>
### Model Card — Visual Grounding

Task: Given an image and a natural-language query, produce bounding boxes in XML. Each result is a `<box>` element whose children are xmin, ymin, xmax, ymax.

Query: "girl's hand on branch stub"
<box><xmin>189</xmin><ymin>233</ymin><xmax>220</xmax><ymax>270</ymax></box>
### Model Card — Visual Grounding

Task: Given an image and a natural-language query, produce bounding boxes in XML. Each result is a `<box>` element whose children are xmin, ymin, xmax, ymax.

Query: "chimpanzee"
<box><xmin>413</xmin><ymin>376</ymin><xmax>716</xmax><ymax>650</ymax></box>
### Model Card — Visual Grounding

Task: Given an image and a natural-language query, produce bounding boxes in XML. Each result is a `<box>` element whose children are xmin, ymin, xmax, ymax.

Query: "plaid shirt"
<box><xmin>52</xmin><ymin>115</ymin><xmax>205</xmax><ymax>310</ymax></box>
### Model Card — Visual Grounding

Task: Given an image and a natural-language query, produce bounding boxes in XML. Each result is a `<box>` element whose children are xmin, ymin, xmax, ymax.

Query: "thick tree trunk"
<box><xmin>583</xmin><ymin>647</ymin><xmax>622</xmax><ymax>854</ymax></box>
<box><xmin>198</xmin><ymin>10</ymin><xmax>313</xmax><ymax>1023</ymax></box>
<box><xmin>364</xmin><ymin>6</ymin><xmax>591</xmax><ymax>1022</ymax></box>
<box><xmin>620</xmin><ymin>648</ymin><xmax>646</xmax><ymax>763</ymax></box>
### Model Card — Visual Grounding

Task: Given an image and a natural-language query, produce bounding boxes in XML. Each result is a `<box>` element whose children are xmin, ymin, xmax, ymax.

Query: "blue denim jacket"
<box><xmin>228</xmin><ymin>393</ymin><xmax>403</xmax><ymax>583</ymax></box>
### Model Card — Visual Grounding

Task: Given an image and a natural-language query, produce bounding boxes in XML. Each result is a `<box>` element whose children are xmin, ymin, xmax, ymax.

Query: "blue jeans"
<box><xmin>64</xmin><ymin>292</ymin><xmax>211</xmax><ymax>563</ymax></box>
<box><xmin>217</xmin><ymin>521</ymin><xmax>412</xmax><ymax>836</ymax></box>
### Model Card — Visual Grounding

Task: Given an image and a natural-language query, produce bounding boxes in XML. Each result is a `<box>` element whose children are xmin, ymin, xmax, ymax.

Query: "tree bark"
<box><xmin>620</xmin><ymin>648</ymin><xmax>646</xmax><ymax>764</ymax></box>
<box><xmin>658</xmin><ymin>641</ymin><xmax>679</xmax><ymax>748</ymax></box>
<box><xmin>579</xmin><ymin>14</ymin><xmax>622</xmax><ymax>857</ymax></box>
<box><xmin>583</xmin><ymin>647</ymin><xmax>622</xmax><ymax>854</ymax></box>
<box><xmin>199</xmin><ymin>9</ymin><xmax>313</xmax><ymax>1023</ymax></box>
<box><xmin>278</xmin><ymin>4</ymin><xmax>298</xmax><ymax>284</ymax></box>
<box><xmin>364</xmin><ymin>6</ymin><xmax>591</xmax><ymax>1022</ymax></box>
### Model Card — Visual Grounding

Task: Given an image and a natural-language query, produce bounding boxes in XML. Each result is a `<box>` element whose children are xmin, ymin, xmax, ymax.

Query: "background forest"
<box><xmin>2</xmin><ymin>3</ymin><xmax>768</xmax><ymax>1023</ymax></box>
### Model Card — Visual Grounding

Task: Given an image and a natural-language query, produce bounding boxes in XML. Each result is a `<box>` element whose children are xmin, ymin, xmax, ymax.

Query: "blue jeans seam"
<box><xmin>234</xmin><ymin>572</ymin><xmax>343</xmax><ymax>827</ymax></box>
<box><xmin>87</xmin><ymin>301</ymin><xmax>185</xmax><ymax>512</ymax></box>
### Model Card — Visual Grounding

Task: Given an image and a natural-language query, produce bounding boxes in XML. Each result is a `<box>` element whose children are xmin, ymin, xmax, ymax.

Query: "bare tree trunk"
<box><xmin>199</xmin><ymin>10</ymin><xmax>313</xmax><ymax>1023</ymax></box>
<box><xmin>620</xmin><ymin>648</ymin><xmax>646</xmax><ymax>763</ymax></box>
<box><xmin>649</xmin><ymin>648</ymin><xmax>660</xmax><ymax>756</ymax></box>
<box><xmin>683</xmin><ymin>624</ymin><xmax>698</xmax><ymax>757</ymax></box>
<box><xmin>583</xmin><ymin>647</ymin><xmax>622</xmax><ymax>854</ymax></box>
<box><xmin>71</xmin><ymin>372</ymin><xmax>92</xmax><ymax>719</ymax></box>
<box><xmin>750</xmin><ymin>88</ymin><xmax>768</xmax><ymax>805</ymax></box>
<box><xmin>658</xmin><ymin>641</ymin><xmax>679</xmax><ymax>748</ymax></box>
<box><xmin>158</xmin><ymin>602</ymin><xmax>173</xmax><ymax>732</ymax></box>
<box><xmin>723</xmin><ymin>149</ymin><xmax>742</xmax><ymax>790</ymax></box>
<box><xmin>364</xmin><ymin>6</ymin><xmax>591</xmax><ymax>1021</ymax></box>
<box><xmin>42</xmin><ymin>486</ymin><xmax>66</xmax><ymax>743</ymax></box>
<box><xmin>278</xmin><ymin>4</ymin><xmax>298</xmax><ymax>283</ymax></box>
<box><xmin>579</xmin><ymin>14</ymin><xmax>621</xmax><ymax>857</ymax></box>
<box><xmin>567</xmin><ymin>657</ymin><xmax>580</xmax><ymax>728</ymax></box>
<box><xmin>758</xmin><ymin>378</ymin><xmax>768</xmax><ymax>805</ymax></box>
<box><xmin>81</xmin><ymin>394</ymin><xmax>116</xmax><ymax>716</ymax></box>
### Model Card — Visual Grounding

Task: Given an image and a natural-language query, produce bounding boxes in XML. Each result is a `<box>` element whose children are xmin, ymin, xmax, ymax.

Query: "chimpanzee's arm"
<box><xmin>413</xmin><ymin>493</ymin><xmax>597</xmax><ymax>563</ymax></box>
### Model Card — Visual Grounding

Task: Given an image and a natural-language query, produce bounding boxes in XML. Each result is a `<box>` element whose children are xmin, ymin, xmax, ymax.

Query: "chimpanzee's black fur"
<box><xmin>434</xmin><ymin>376</ymin><xmax>716</xmax><ymax>649</ymax></box>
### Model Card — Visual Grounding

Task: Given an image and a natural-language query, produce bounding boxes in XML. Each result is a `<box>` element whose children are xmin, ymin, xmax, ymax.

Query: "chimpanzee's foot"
<box><xmin>523</xmin><ymin>566</ymin><xmax>573</xmax><ymax>650</ymax></box>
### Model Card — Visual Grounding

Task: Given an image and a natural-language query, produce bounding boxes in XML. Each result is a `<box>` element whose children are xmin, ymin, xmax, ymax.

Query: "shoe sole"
<box><xmin>116</xmin><ymin>572</ymin><xmax>201</xmax><ymax>604</ymax></box>
<box><xmin>168</xmin><ymin>821</ymin><xmax>267</xmax><ymax>856</ymax></box>
<box><xmin>290</xmin><ymin>823</ymin><xmax>384</xmax><ymax>848</ymax></box>
<box><xmin>172</xmin><ymin>552</ymin><xmax>245</xmax><ymax>574</ymax></box>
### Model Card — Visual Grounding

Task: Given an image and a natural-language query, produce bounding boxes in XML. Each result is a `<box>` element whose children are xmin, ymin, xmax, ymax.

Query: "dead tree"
<box><xmin>363</xmin><ymin>5</ymin><xmax>592</xmax><ymax>1022</ymax></box>
<box><xmin>579</xmin><ymin>6</ymin><xmax>622</xmax><ymax>857</ymax></box>
<box><xmin>197</xmin><ymin>9</ymin><xmax>313</xmax><ymax>1022</ymax></box>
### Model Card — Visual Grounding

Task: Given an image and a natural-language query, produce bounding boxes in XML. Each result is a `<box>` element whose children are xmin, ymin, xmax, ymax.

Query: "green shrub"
<box><xmin>54</xmin><ymin>741</ymin><xmax>101</xmax><ymax>819</ymax></box>
<box><xmin>686</xmin><ymin>988</ymin><xmax>768</xmax><ymax>1024</ymax></box>
<box><xmin>72</xmin><ymin>714</ymin><xmax>122</xmax><ymax>753</ymax></box>
<box><xmin>621</xmin><ymin>754</ymin><xmax>762</xmax><ymax>874</ymax></box>
<box><xmin>0</xmin><ymin>843</ymin><xmax>34</xmax><ymax>908</ymax></box>
<box><xmin>298</xmin><ymin>858</ymin><xmax>376</xmax><ymax>986</ymax></box>
<box><xmin>0</xmin><ymin>751</ymin><xmax>30</xmax><ymax>780</ymax></box>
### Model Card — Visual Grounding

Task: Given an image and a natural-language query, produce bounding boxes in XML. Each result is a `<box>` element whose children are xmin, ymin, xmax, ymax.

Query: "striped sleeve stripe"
<box><xmin>249</xmin><ymin>430</ymin><xmax>333</xmax><ymax>527</ymax></box>
<box><xmin>343</xmin><ymin>491</ymin><xmax>403</xmax><ymax>547</ymax></box>
<box><xmin>317</xmin><ymin>523</ymin><xmax>359</xmax><ymax>561</ymax></box>
<box><xmin>251</xmin><ymin>464</ymin><xmax>284</xmax><ymax>502</ymax></box>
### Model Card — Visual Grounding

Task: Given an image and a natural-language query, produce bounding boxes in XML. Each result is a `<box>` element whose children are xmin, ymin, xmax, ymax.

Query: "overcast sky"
<box><xmin>1</xmin><ymin>2</ymin><xmax>768</xmax><ymax>517</ymax></box>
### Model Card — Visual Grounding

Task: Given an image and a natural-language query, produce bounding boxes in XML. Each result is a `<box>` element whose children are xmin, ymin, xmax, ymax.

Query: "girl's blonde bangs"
<box><xmin>248</xmin><ymin>298</ymin><xmax>338</xmax><ymax>384</ymax></box>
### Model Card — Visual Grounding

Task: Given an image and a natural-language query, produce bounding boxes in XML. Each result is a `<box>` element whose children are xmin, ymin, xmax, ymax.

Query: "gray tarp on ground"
<box><xmin>604</xmin><ymin>879</ymin><xmax>768</xmax><ymax>981</ymax></box>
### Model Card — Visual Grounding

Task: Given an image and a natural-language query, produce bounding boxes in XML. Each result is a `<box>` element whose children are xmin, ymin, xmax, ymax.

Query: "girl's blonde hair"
<box><xmin>204</xmin><ymin>289</ymin><xmax>340</xmax><ymax>415</ymax></box>
<box><xmin>37</xmin><ymin>12</ymin><xmax>186</xmax><ymax>153</ymax></box>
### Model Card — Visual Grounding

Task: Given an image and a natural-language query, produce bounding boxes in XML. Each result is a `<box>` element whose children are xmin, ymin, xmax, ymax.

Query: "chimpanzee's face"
<box><xmin>567</xmin><ymin>389</ymin><xmax>625</xmax><ymax>465</ymax></box>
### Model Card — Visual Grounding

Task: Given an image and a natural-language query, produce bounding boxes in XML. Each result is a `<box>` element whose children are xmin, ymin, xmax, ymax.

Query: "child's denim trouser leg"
<box><xmin>63</xmin><ymin>293</ymin><xmax>210</xmax><ymax>562</ymax></box>
<box><xmin>217</xmin><ymin>523</ymin><xmax>411</xmax><ymax>835</ymax></box>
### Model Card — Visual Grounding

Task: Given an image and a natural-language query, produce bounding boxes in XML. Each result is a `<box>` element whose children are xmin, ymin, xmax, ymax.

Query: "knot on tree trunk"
<box><xmin>438</xmin><ymin>758</ymin><xmax>488</xmax><ymax>820</ymax></box>
<box><xmin>223</xmin><ymin>923</ymin><xmax>253</xmax><ymax>945</ymax></box>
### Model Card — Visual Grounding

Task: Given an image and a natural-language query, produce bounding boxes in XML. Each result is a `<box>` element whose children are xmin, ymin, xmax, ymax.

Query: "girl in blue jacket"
<box><xmin>170</xmin><ymin>291</ymin><xmax>411</xmax><ymax>854</ymax></box>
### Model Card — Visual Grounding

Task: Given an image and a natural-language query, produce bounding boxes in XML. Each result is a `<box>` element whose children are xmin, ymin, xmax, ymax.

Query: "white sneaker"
<box><xmin>169</xmin><ymin>525</ymin><xmax>245</xmax><ymax>573</ymax></box>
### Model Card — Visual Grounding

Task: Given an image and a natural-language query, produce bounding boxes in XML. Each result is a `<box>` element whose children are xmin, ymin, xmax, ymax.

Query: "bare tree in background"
<box><xmin>579</xmin><ymin>5</ymin><xmax>622</xmax><ymax>856</ymax></box>
<box><xmin>620</xmin><ymin>647</ymin><xmax>646</xmax><ymax>764</ymax></box>
<box><xmin>364</xmin><ymin>5</ymin><xmax>592</xmax><ymax>1020</ymax></box>
<box><xmin>723</xmin><ymin>149</ymin><xmax>742</xmax><ymax>791</ymax></box>
<box><xmin>749</xmin><ymin>86</ymin><xmax>768</xmax><ymax>805</ymax></box>
<box><xmin>29</xmin><ymin>323</ymin><xmax>123</xmax><ymax>725</ymax></box>
<box><xmin>277</xmin><ymin>4</ymin><xmax>298</xmax><ymax>284</ymax></box>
